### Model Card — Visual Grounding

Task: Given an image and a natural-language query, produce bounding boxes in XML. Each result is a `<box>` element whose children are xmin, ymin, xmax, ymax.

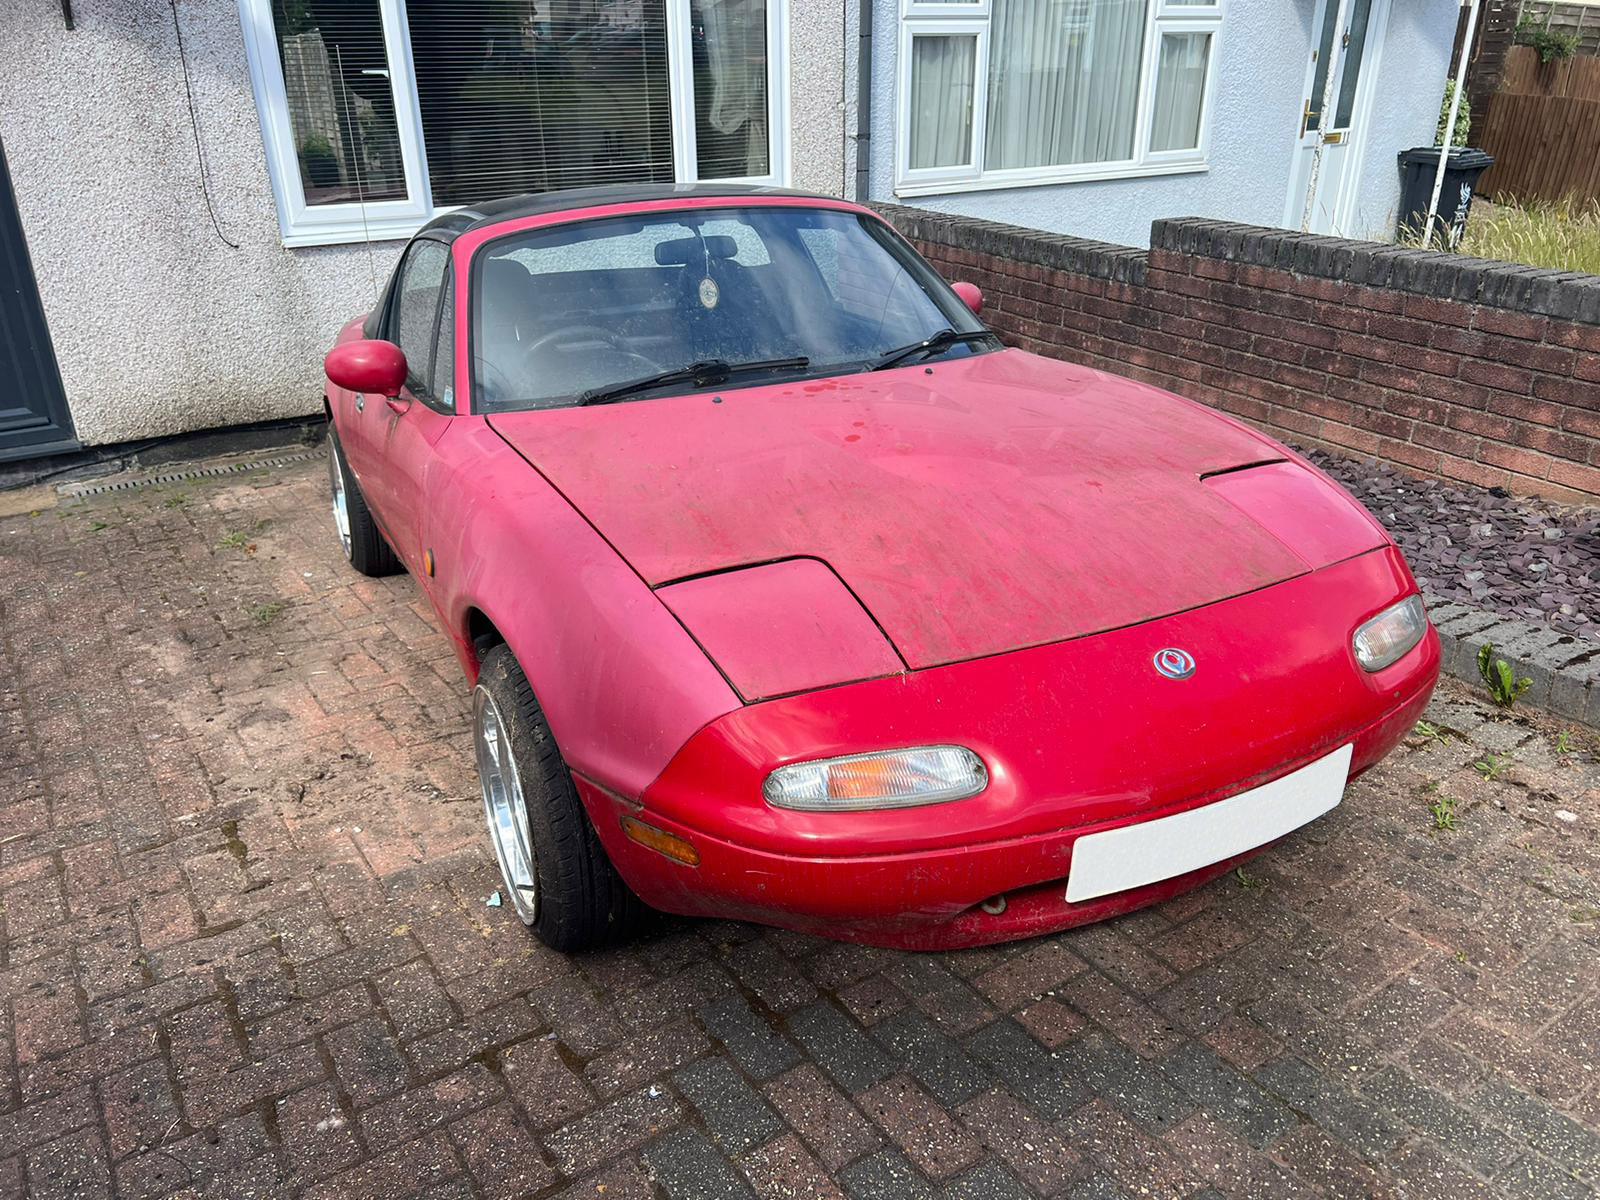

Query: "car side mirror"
<box><xmin>325</xmin><ymin>339</ymin><xmax>407</xmax><ymax>398</ymax></box>
<box><xmin>952</xmin><ymin>281</ymin><xmax>983</xmax><ymax>316</ymax></box>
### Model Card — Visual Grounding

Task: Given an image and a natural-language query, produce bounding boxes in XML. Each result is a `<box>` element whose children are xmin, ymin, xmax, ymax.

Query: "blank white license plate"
<box><xmin>1064</xmin><ymin>744</ymin><xmax>1353</xmax><ymax>903</ymax></box>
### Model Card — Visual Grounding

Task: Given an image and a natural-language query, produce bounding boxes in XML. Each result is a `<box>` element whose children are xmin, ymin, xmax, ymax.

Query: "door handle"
<box><xmin>355</xmin><ymin>393</ymin><xmax>365</xmax><ymax>412</ymax></box>
<box><xmin>385</xmin><ymin>395</ymin><xmax>412</xmax><ymax>415</ymax></box>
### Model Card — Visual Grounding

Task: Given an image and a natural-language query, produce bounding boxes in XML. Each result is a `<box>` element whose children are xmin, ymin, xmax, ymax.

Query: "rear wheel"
<box><xmin>327</xmin><ymin>424</ymin><xmax>399</xmax><ymax>577</ymax></box>
<box><xmin>473</xmin><ymin>645</ymin><xmax>643</xmax><ymax>951</ymax></box>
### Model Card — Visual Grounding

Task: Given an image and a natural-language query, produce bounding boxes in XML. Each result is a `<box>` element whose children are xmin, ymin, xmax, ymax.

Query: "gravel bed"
<box><xmin>1307</xmin><ymin>449</ymin><xmax>1600</xmax><ymax>638</ymax></box>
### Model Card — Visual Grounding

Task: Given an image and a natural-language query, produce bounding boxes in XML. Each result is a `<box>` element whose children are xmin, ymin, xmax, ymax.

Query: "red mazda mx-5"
<box><xmin>321</xmin><ymin>184</ymin><xmax>1439</xmax><ymax>952</ymax></box>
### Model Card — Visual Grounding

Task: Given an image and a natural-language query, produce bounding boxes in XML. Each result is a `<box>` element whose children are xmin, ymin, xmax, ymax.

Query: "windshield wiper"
<box><xmin>868</xmin><ymin>329</ymin><xmax>1000</xmax><ymax>372</ymax></box>
<box><xmin>578</xmin><ymin>356</ymin><xmax>810</xmax><ymax>406</ymax></box>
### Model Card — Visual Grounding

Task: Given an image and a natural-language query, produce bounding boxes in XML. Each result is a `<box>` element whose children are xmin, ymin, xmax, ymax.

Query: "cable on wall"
<box><xmin>170</xmin><ymin>0</ymin><xmax>241</xmax><ymax>250</ymax></box>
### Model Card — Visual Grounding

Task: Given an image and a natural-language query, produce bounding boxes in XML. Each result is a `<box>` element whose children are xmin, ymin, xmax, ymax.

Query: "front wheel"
<box><xmin>327</xmin><ymin>424</ymin><xmax>400</xmax><ymax>577</ymax></box>
<box><xmin>473</xmin><ymin>645</ymin><xmax>643</xmax><ymax>951</ymax></box>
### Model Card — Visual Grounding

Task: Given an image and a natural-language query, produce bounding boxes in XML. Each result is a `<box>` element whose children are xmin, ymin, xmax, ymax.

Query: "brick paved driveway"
<box><xmin>2</xmin><ymin>451</ymin><xmax>1597</xmax><ymax>1200</ymax></box>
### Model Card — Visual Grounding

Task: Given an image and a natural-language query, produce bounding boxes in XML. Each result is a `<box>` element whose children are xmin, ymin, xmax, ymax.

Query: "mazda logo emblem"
<box><xmin>1153</xmin><ymin>648</ymin><xmax>1196</xmax><ymax>679</ymax></box>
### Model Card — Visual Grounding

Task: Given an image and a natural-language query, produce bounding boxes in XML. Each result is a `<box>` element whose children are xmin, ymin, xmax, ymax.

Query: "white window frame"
<box><xmin>894</xmin><ymin>0</ymin><xmax>1223</xmax><ymax>198</ymax></box>
<box><xmin>239</xmin><ymin>0</ymin><xmax>791</xmax><ymax>248</ymax></box>
<box><xmin>896</xmin><ymin>21</ymin><xmax>989</xmax><ymax>186</ymax></box>
<box><xmin>1142</xmin><ymin>19</ymin><xmax>1221</xmax><ymax>163</ymax></box>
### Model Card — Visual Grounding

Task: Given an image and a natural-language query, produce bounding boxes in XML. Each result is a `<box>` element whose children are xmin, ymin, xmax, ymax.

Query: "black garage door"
<box><xmin>0</xmin><ymin>136</ymin><xmax>75</xmax><ymax>462</ymax></box>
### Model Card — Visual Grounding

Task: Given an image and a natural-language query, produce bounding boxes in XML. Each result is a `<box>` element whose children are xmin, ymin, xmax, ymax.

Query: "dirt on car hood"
<box><xmin>488</xmin><ymin>349</ymin><xmax>1377</xmax><ymax>670</ymax></box>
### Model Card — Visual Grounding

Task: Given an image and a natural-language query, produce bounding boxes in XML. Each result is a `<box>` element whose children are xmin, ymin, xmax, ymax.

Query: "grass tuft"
<box><xmin>1455</xmin><ymin>199</ymin><xmax>1600</xmax><ymax>275</ymax></box>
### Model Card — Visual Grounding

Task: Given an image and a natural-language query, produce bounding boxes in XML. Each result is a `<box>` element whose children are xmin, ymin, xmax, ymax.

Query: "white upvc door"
<box><xmin>1284</xmin><ymin>0</ymin><xmax>1392</xmax><ymax>236</ymax></box>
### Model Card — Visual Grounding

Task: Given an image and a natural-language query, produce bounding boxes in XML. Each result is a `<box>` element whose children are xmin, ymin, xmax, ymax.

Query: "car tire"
<box><xmin>473</xmin><ymin>644</ymin><xmax>644</xmax><ymax>952</ymax></box>
<box><xmin>327</xmin><ymin>424</ymin><xmax>400</xmax><ymax>577</ymax></box>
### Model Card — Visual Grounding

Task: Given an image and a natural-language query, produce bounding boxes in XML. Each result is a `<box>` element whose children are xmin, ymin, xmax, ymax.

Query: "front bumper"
<box><xmin>581</xmin><ymin>546</ymin><xmax>1439</xmax><ymax>948</ymax></box>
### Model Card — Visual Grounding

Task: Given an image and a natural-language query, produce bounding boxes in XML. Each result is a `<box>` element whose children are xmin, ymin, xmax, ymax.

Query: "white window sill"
<box><xmin>894</xmin><ymin>160</ymin><xmax>1208</xmax><ymax>199</ymax></box>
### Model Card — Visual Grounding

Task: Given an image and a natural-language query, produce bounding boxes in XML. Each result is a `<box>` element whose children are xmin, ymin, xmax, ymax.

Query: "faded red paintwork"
<box><xmin>324</xmin><ymin>192</ymin><xmax>1439</xmax><ymax>949</ymax></box>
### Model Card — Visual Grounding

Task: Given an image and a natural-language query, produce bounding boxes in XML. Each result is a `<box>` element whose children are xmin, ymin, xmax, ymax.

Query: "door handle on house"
<box><xmin>386</xmin><ymin>395</ymin><xmax>412</xmax><ymax>415</ymax></box>
<box><xmin>1301</xmin><ymin>100</ymin><xmax>1315</xmax><ymax>136</ymax></box>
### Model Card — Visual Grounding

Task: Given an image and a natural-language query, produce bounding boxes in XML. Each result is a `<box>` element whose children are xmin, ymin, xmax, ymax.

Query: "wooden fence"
<box><xmin>1498</xmin><ymin>41</ymin><xmax>1600</xmax><ymax>96</ymax></box>
<box><xmin>1515</xmin><ymin>1</ymin><xmax>1600</xmax><ymax>57</ymax></box>
<box><xmin>1477</xmin><ymin>44</ymin><xmax>1600</xmax><ymax>204</ymax></box>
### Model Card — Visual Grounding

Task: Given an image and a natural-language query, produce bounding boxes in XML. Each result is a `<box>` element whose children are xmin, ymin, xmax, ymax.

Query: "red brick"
<box><xmin>1473</xmin><ymin>305</ymin><xmax>1548</xmax><ymax>340</ymax></box>
<box><xmin>1477</xmin><ymin>441</ymin><xmax>1553</xmax><ymax>481</ymax></box>
<box><xmin>1458</xmin><ymin>358</ymin><xmax>1534</xmax><ymax>393</ymax></box>
<box><xmin>857</xmin><ymin>1075</ymin><xmax>982</xmax><ymax>1180</ymax></box>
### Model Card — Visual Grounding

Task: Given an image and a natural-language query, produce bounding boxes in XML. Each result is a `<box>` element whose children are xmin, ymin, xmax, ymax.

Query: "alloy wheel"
<box><xmin>328</xmin><ymin>440</ymin><xmax>353</xmax><ymax>560</ymax></box>
<box><xmin>474</xmin><ymin>687</ymin><xmax>539</xmax><ymax>924</ymax></box>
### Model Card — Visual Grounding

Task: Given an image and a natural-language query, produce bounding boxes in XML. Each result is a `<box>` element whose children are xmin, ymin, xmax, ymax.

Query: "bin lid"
<box><xmin>1397</xmin><ymin>146</ymin><xmax>1494</xmax><ymax>169</ymax></box>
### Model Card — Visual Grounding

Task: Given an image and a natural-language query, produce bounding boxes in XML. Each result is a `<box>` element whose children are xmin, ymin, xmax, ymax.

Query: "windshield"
<box><xmin>471</xmin><ymin>206</ymin><xmax>989</xmax><ymax>411</ymax></box>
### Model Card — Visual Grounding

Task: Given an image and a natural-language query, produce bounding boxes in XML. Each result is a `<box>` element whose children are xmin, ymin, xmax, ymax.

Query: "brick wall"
<box><xmin>876</xmin><ymin>205</ymin><xmax>1600</xmax><ymax>504</ymax></box>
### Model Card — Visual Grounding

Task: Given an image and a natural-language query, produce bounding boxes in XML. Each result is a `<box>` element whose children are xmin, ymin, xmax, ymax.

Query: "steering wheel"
<box><xmin>523</xmin><ymin>321</ymin><xmax>660</xmax><ymax>376</ymax></box>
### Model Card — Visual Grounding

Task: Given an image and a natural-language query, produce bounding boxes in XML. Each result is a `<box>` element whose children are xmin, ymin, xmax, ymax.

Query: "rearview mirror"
<box><xmin>952</xmin><ymin>281</ymin><xmax>983</xmax><ymax>316</ymax></box>
<box><xmin>325</xmin><ymin>339</ymin><xmax>406</xmax><ymax>398</ymax></box>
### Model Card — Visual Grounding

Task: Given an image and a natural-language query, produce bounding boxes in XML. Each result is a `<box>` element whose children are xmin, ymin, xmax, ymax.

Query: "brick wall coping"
<box><xmin>871</xmin><ymin>203</ymin><xmax>1148</xmax><ymax>286</ymax></box>
<box><xmin>1149</xmin><ymin>218</ymin><xmax>1600</xmax><ymax>326</ymax></box>
<box><xmin>874</xmin><ymin>201</ymin><xmax>1600</xmax><ymax>327</ymax></box>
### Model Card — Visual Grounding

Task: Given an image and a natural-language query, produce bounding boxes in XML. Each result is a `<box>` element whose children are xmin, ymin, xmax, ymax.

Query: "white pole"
<box><xmin>1424</xmin><ymin>0</ymin><xmax>1482</xmax><ymax>246</ymax></box>
<box><xmin>1303</xmin><ymin>0</ymin><xmax>1356</xmax><ymax>230</ymax></box>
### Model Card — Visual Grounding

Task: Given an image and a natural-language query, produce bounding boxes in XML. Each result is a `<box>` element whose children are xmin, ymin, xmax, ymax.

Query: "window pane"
<box><xmin>1150</xmin><ymin>33</ymin><xmax>1209</xmax><ymax>152</ymax></box>
<box><xmin>432</xmin><ymin>276</ymin><xmax>456</xmax><ymax>407</ymax></box>
<box><xmin>406</xmin><ymin>1</ymin><xmax>673</xmax><ymax>207</ymax></box>
<box><xmin>1306</xmin><ymin>0</ymin><xmax>1371</xmax><ymax>132</ymax></box>
<box><xmin>271</xmin><ymin>0</ymin><xmax>407</xmax><ymax>205</ymax></box>
<box><xmin>909</xmin><ymin>35</ymin><xmax>977</xmax><ymax>170</ymax></box>
<box><xmin>985</xmin><ymin>0</ymin><xmax>1148</xmax><ymax>171</ymax></box>
<box><xmin>394</xmin><ymin>241</ymin><xmax>449</xmax><ymax>390</ymax></box>
<box><xmin>694</xmin><ymin>0</ymin><xmax>770</xmax><ymax>179</ymax></box>
<box><xmin>1334</xmin><ymin>0</ymin><xmax>1373</xmax><ymax>129</ymax></box>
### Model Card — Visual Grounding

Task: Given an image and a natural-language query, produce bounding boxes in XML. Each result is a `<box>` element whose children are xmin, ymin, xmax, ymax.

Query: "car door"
<box><xmin>359</xmin><ymin>237</ymin><xmax>455</xmax><ymax>576</ymax></box>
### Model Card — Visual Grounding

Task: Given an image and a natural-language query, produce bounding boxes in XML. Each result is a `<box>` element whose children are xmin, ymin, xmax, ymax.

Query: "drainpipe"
<box><xmin>855</xmin><ymin>0</ymin><xmax>873</xmax><ymax>202</ymax></box>
<box><xmin>1424</xmin><ymin>0</ymin><xmax>1482</xmax><ymax>245</ymax></box>
<box><xmin>1302</xmin><ymin>0</ymin><xmax>1355</xmax><ymax>230</ymax></box>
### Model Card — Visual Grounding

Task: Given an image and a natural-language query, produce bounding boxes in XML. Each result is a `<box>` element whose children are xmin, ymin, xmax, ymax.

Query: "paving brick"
<box><xmin>98</xmin><ymin>1056</ymin><xmax>181</xmax><ymax>1160</ymax></box>
<box><xmin>643</xmin><ymin>1126</ymin><xmax>757</xmax><ymax>1200</ymax></box>
<box><xmin>358</xmin><ymin>1062</ymin><xmax>503</xmax><ymax>1150</ymax></box>
<box><xmin>943</xmin><ymin>1160</ymin><xmax>1036</xmax><ymax>1200</ymax></box>
<box><xmin>1156</xmin><ymin>1042</ymin><xmax>1297</xmax><ymax>1148</ymax></box>
<box><xmin>963</xmin><ymin>1019</ymin><xmax>1091</xmax><ymax>1120</ymax></box>
<box><xmin>584</xmin><ymin>1017</ymin><xmax>710</xmax><ymax>1099</ymax></box>
<box><xmin>672</xmin><ymin>1056</ymin><xmax>783</xmax><ymax>1153</ymax></box>
<box><xmin>277</xmin><ymin>1081</ymin><xmax>363</xmax><ymax>1184</ymax></box>
<box><xmin>786</xmin><ymin>1002</ymin><xmax>897</xmax><ymax>1094</ymax></box>
<box><xmin>543</xmin><ymin>1085</ymin><xmax>683</xmax><ymax>1177</ymax></box>
<box><xmin>764</xmin><ymin>1064</ymin><xmax>882</xmax><ymax>1172</ymax></box>
<box><xmin>500</xmin><ymin>1037</ymin><xmax>595</xmax><ymax>1130</ymax></box>
<box><xmin>857</xmin><ymin>1074</ymin><xmax>982</xmax><ymax>1179</ymax></box>
<box><xmin>697</xmin><ymin>994</ymin><xmax>802</xmax><ymax>1080</ymax></box>
<box><xmin>957</xmin><ymin>1088</ymin><xmax>1081</xmax><ymax>1196</ymax></box>
<box><xmin>325</xmin><ymin>1016</ymin><xmax>412</xmax><ymax>1108</ymax></box>
<box><xmin>1473</xmin><ymin>1080</ymin><xmax>1600</xmax><ymax>1179</ymax></box>
<box><xmin>838</xmin><ymin>1148</ymin><xmax>937</xmax><ymax>1200</ymax></box>
<box><xmin>868</xmin><ymin>1008</ymin><xmax>990</xmax><ymax>1108</ymax></box>
<box><xmin>1361</xmin><ymin>1066</ymin><xmax>1519</xmax><ymax>1176</ymax></box>
<box><xmin>1253</xmin><ymin>1055</ymin><xmax>1406</xmax><ymax>1160</ymax></box>
<box><xmin>1054</xmin><ymin>1032</ymin><xmax>1194</xmax><ymax>1132</ymax></box>
<box><xmin>451</xmin><ymin>1101</ymin><xmax>558</xmax><ymax>1199</ymax></box>
<box><xmin>739</xmin><ymin>1133</ymin><xmax>844</xmax><ymax>1200</ymax></box>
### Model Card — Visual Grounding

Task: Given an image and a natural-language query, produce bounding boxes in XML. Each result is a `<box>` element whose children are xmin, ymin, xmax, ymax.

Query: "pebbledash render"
<box><xmin>0</xmin><ymin>0</ymin><xmax>847</xmax><ymax>452</ymax></box>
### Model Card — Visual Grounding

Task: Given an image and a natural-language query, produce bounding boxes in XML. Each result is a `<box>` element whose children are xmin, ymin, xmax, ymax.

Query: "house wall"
<box><xmin>0</xmin><ymin>0</ymin><xmax>844</xmax><ymax>451</ymax></box>
<box><xmin>867</xmin><ymin>0</ymin><xmax>1455</xmax><ymax>247</ymax></box>
<box><xmin>878</xmin><ymin>203</ymin><xmax>1600</xmax><ymax>504</ymax></box>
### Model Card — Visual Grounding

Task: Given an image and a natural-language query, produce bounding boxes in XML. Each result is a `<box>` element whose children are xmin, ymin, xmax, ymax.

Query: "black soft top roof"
<box><xmin>419</xmin><ymin>183</ymin><xmax>838</xmax><ymax>241</ymax></box>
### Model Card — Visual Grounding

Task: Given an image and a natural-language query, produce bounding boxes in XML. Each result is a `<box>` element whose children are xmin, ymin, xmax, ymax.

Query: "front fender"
<box><xmin>429</xmin><ymin>420</ymin><xmax>740</xmax><ymax>798</ymax></box>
